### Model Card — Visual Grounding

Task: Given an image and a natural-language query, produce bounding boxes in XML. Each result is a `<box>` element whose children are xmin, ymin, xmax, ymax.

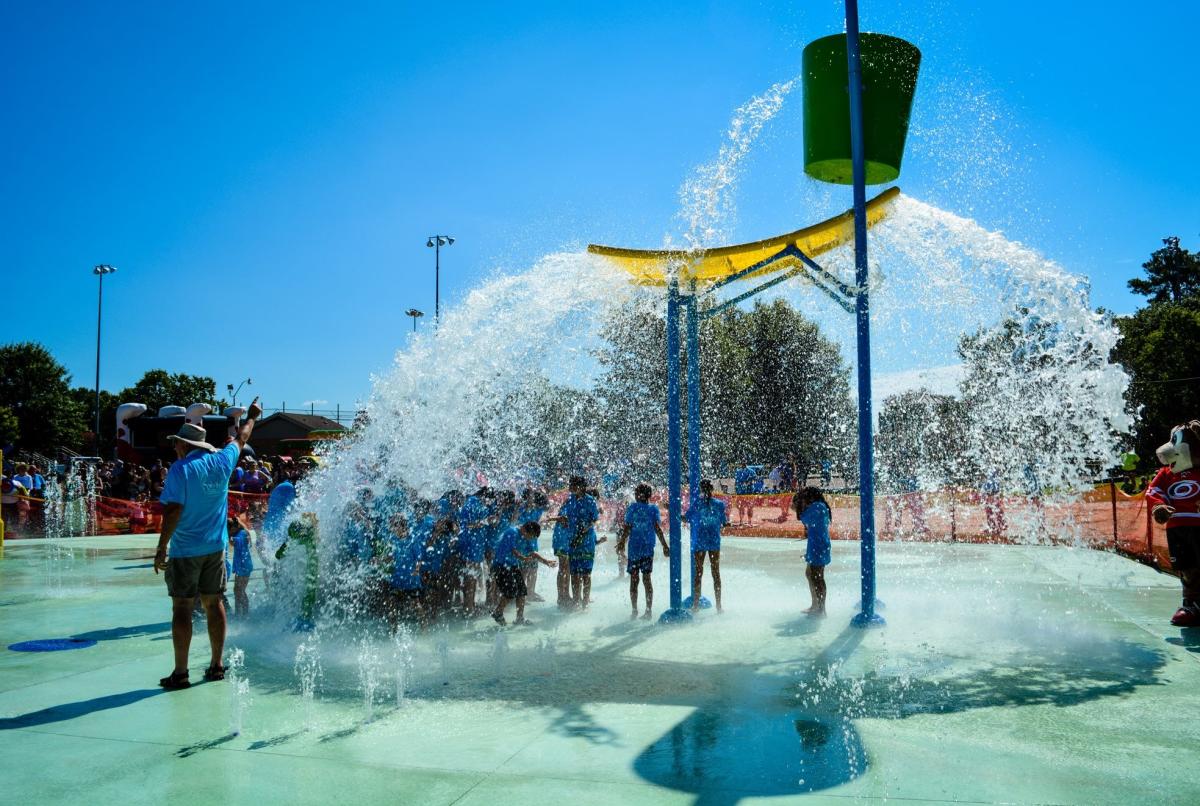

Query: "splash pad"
<box><xmin>3</xmin><ymin>4</ymin><xmax>1182</xmax><ymax>803</ymax></box>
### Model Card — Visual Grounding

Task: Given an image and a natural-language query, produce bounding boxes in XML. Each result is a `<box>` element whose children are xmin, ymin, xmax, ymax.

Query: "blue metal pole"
<box><xmin>846</xmin><ymin>0</ymin><xmax>884</xmax><ymax>628</ymax></box>
<box><xmin>685</xmin><ymin>286</ymin><xmax>706</xmax><ymax>609</ymax></box>
<box><xmin>663</xmin><ymin>279</ymin><xmax>686</xmax><ymax>620</ymax></box>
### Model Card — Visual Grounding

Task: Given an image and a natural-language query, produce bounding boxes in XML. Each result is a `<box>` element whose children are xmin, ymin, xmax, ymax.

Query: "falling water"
<box><xmin>228</xmin><ymin>648</ymin><xmax>251</xmax><ymax>735</ymax></box>
<box><xmin>392</xmin><ymin>625</ymin><xmax>414</xmax><ymax>705</ymax></box>
<box><xmin>356</xmin><ymin>634</ymin><xmax>382</xmax><ymax>720</ymax></box>
<box><xmin>293</xmin><ymin>633</ymin><xmax>323</xmax><ymax>730</ymax></box>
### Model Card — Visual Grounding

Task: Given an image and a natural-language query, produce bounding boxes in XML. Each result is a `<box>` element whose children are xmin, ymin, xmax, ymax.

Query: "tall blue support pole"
<box><xmin>684</xmin><ymin>286</ymin><xmax>709</xmax><ymax>609</ymax></box>
<box><xmin>660</xmin><ymin>278</ymin><xmax>690</xmax><ymax>623</ymax></box>
<box><xmin>846</xmin><ymin>0</ymin><xmax>884</xmax><ymax>628</ymax></box>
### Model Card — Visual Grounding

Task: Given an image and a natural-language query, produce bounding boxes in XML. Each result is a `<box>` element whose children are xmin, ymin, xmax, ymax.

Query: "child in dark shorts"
<box><xmin>490</xmin><ymin>522</ymin><xmax>556</xmax><ymax>626</ymax></box>
<box><xmin>617</xmin><ymin>483</ymin><xmax>670</xmax><ymax>620</ymax></box>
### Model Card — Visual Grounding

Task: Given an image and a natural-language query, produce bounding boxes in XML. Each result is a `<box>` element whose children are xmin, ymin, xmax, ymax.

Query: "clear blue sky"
<box><xmin>3</xmin><ymin>1</ymin><xmax>1197</xmax><ymax>411</ymax></box>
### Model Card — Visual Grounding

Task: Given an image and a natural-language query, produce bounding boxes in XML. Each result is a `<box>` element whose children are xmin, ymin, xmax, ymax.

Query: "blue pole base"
<box><xmin>658</xmin><ymin>607</ymin><xmax>695</xmax><ymax>625</ymax></box>
<box><xmin>873</xmin><ymin>598</ymin><xmax>886</xmax><ymax>611</ymax></box>
<box><xmin>682</xmin><ymin>595</ymin><xmax>713</xmax><ymax>610</ymax></box>
<box><xmin>850</xmin><ymin>610</ymin><xmax>886</xmax><ymax>629</ymax></box>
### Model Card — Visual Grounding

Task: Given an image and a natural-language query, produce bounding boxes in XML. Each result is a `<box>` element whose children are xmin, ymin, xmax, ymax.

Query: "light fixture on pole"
<box><xmin>92</xmin><ymin>264</ymin><xmax>118</xmax><ymax>454</ymax></box>
<box><xmin>425</xmin><ymin>235</ymin><xmax>454</xmax><ymax>325</ymax></box>
<box><xmin>405</xmin><ymin>308</ymin><xmax>424</xmax><ymax>332</ymax></box>
<box><xmin>227</xmin><ymin>377</ymin><xmax>252</xmax><ymax>407</ymax></box>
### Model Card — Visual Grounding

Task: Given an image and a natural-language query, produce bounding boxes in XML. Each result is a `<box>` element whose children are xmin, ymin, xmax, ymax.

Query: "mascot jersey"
<box><xmin>1145</xmin><ymin>467</ymin><xmax>1200</xmax><ymax>528</ymax></box>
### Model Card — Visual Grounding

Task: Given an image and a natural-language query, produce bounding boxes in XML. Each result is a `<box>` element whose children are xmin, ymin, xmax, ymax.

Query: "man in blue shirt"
<box><xmin>154</xmin><ymin>399</ymin><xmax>261</xmax><ymax>690</ymax></box>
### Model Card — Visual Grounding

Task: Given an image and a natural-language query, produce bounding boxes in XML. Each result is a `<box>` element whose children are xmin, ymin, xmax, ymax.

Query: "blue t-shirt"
<box><xmin>491</xmin><ymin>525</ymin><xmax>523</xmax><ymax>568</ymax></box>
<box><xmin>263</xmin><ymin>480</ymin><xmax>296</xmax><ymax>544</ymax></box>
<box><xmin>687</xmin><ymin>497</ymin><xmax>726</xmax><ymax>552</ymax></box>
<box><xmin>457</xmin><ymin>495</ymin><xmax>490</xmax><ymax>562</ymax></box>
<box><xmin>799</xmin><ymin>501</ymin><xmax>832</xmax><ymax>567</ymax></box>
<box><xmin>13</xmin><ymin>474</ymin><xmax>33</xmax><ymax>492</ymax></box>
<box><xmin>734</xmin><ymin>467</ymin><xmax>756</xmax><ymax>495</ymax></box>
<box><xmin>560</xmin><ymin>494</ymin><xmax>600</xmax><ymax>557</ymax></box>
<box><xmin>413</xmin><ymin>515</ymin><xmax>446</xmax><ymax>573</ymax></box>
<box><xmin>229</xmin><ymin>529</ymin><xmax>254</xmax><ymax>576</ymax></box>
<box><xmin>623</xmin><ymin>501</ymin><xmax>661</xmax><ymax>560</ymax></box>
<box><xmin>160</xmin><ymin>443</ymin><xmax>241</xmax><ymax>559</ymax></box>
<box><xmin>551</xmin><ymin>518</ymin><xmax>571</xmax><ymax>554</ymax></box>
<box><xmin>516</xmin><ymin>506</ymin><xmax>544</xmax><ymax>528</ymax></box>
<box><xmin>390</xmin><ymin>533</ymin><xmax>424</xmax><ymax>590</ymax></box>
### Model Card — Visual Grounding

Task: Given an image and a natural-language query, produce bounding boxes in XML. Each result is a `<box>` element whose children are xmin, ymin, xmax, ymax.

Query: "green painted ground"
<box><xmin>1</xmin><ymin>535</ymin><xmax>1197</xmax><ymax>805</ymax></box>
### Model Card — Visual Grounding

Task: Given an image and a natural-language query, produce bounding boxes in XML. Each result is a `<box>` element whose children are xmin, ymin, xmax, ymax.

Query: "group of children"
<box><xmin>259</xmin><ymin>473</ymin><xmax>837</xmax><ymax>630</ymax></box>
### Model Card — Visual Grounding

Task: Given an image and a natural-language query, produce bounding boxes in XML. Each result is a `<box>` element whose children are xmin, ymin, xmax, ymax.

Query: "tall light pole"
<box><xmin>92</xmin><ymin>264</ymin><xmax>117</xmax><ymax>454</ymax></box>
<box><xmin>405</xmin><ymin>308</ymin><xmax>424</xmax><ymax>332</ymax></box>
<box><xmin>226</xmin><ymin>377</ymin><xmax>252</xmax><ymax>407</ymax></box>
<box><xmin>425</xmin><ymin>235</ymin><xmax>454</xmax><ymax>326</ymax></box>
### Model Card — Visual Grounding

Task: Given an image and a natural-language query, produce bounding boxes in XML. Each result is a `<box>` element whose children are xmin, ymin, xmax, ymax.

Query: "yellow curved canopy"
<box><xmin>588</xmin><ymin>186</ymin><xmax>900</xmax><ymax>287</ymax></box>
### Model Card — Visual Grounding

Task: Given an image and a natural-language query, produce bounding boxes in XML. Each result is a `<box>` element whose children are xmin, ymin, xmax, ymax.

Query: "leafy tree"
<box><xmin>0</xmin><ymin>405</ymin><xmax>20</xmax><ymax>452</ymax></box>
<box><xmin>1127</xmin><ymin>237</ymin><xmax>1200</xmax><ymax>304</ymax></box>
<box><xmin>877</xmin><ymin>389</ymin><xmax>968</xmax><ymax>491</ymax></box>
<box><xmin>593</xmin><ymin>296</ymin><xmax>856</xmax><ymax>484</ymax></box>
<box><xmin>958</xmin><ymin>310</ymin><xmax>1120</xmax><ymax>491</ymax></box>
<box><xmin>0</xmin><ymin>342</ymin><xmax>87</xmax><ymax>455</ymax></box>
<box><xmin>1113</xmin><ymin>303</ymin><xmax>1200</xmax><ymax>463</ymax></box>
<box><xmin>117</xmin><ymin>369</ymin><xmax>222</xmax><ymax>415</ymax></box>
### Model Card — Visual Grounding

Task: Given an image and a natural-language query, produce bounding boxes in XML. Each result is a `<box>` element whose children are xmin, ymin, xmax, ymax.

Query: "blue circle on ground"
<box><xmin>8</xmin><ymin>638</ymin><xmax>98</xmax><ymax>652</ymax></box>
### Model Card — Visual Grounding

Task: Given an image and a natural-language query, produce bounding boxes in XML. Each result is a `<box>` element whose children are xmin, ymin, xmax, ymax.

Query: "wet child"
<box><xmin>617</xmin><ymin>483</ymin><xmax>670</xmax><ymax>620</ymax></box>
<box><xmin>793</xmin><ymin>486</ymin><xmax>832</xmax><ymax>617</ymax></box>
<box><xmin>551</xmin><ymin>503</ymin><xmax>572</xmax><ymax>608</ymax></box>
<box><xmin>687</xmin><ymin>479</ymin><xmax>727</xmax><ymax>614</ymax></box>
<box><xmin>227</xmin><ymin>513</ymin><xmax>255</xmax><ymax>618</ymax></box>
<box><xmin>386</xmin><ymin>512</ymin><xmax>424</xmax><ymax>629</ymax></box>
<box><xmin>456</xmin><ymin>487</ymin><xmax>492</xmax><ymax>616</ymax></box>
<box><xmin>517</xmin><ymin>488</ymin><xmax>549</xmax><ymax>602</ymax></box>
<box><xmin>491</xmin><ymin>522</ymin><xmax>557</xmax><ymax>626</ymax></box>
<box><xmin>556</xmin><ymin>477</ymin><xmax>604</xmax><ymax>610</ymax></box>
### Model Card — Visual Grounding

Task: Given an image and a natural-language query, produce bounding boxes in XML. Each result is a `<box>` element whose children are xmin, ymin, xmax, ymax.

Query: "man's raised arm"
<box><xmin>235</xmin><ymin>398</ymin><xmax>263</xmax><ymax>449</ymax></box>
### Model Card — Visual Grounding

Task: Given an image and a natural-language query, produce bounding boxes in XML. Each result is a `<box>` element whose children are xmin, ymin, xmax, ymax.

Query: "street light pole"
<box><xmin>405</xmin><ymin>308</ymin><xmax>425</xmax><ymax>332</ymax></box>
<box><xmin>227</xmin><ymin>378</ymin><xmax>252</xmax><ymax>407</ymax></box>
<box><xmin>426</xmin><ymin>235</ymin><xmax>454</xmax><ymax>326</ymax></box>
<box><xmin>92</xmin><ymin>264</ymin><xmax>117</xmax><ymax>455</ymax></box>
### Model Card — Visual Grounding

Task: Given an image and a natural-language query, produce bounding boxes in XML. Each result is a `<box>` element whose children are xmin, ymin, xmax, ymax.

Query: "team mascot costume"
<box><xmin>1145</xmin><ymin>420</ymin><xmax>1200</xmax><ymax>627</ymax></box>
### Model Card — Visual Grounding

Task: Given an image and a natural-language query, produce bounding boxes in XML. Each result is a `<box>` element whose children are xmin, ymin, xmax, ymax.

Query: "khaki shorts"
<box><xmin>165</xmin><ymin>550</ymin><xmax>227</xmax><ymax>598</ymax></box>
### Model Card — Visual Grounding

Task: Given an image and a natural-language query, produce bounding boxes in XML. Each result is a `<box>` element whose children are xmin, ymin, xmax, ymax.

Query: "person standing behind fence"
<box><xmin>153</xmin><ymin>398</ymin><xmax>261</xmax><ymax>690</ymax></box>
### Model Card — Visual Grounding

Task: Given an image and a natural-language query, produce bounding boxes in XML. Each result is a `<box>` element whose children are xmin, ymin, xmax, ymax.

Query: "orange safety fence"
<box><xmin>3</xmin><ymin>484</ymin><xmax>1173</xmax><ymax>575</ymax></box>
<box><xmin>2</xmin><ymin>490</ymin><xmax>271</xmax><ymax>540</ymax></box>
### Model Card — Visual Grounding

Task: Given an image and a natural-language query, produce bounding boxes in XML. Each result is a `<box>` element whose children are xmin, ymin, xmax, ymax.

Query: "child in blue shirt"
<box><xmin>226</xmin><ymin>513</ymin><xmax>255</xmax><ymax>618</ymax></box>
<box><xmin>387</xmin><ymin>512</ymin><xmax>425</xmax><ymax>628</ymax></box>
<box><xmin>550</xmin><ymin>503</ymin><xmax>572</xmax><ymax>607</ymax></box>
<box><xmin>517</xmin><ymin>488</ymin><xmax>548</xmax><ymax>602</ymax></box>
<box><xmin>687</xmin><ymin>479</ymin><xmax>728</xmax><ymax>614</ymax></box>
<box><xmin>617</xmin><ymin>484</ymin><xmax>670</xmax><ymax>620</ymax></box>
<box><xmin>554</xmin><ymin>476</ymin><xmax>605</xmax><ymax>611</ymax></box>
<box><xmin>793</xmin><ymin>486</ymin><xmax>832</xmax><ymax>617</ymax></box>
<box><xmin>490</xmin><ymin>522</ymin><xmax>557</xmax><ymax>626</ymax></box>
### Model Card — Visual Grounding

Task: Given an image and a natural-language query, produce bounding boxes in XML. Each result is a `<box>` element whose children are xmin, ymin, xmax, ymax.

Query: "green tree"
<box><xmin>877</xmin><ymin>389</ymin><xmax>968</xmax><ymax>491</ymax></box>
<box><xmin>117</xmin><ymin>369</ymin><xmax>222</xmax><ymax>415</ymax></box>
<box><xmin>1127</xmin><ymin>237</ymin><xmax>1200</xmax><ymax>304</ymax></box>
<box><xmin>0</xmin><ymin>342</ymin><xmax>87</xmax><ymax>455</ymax></box>
<box><xmin>0</xmin><ymin>405</ymin><xmax>20</xmax><ymax>450</ymax></box>
<box><xmin>1113</xmin><ymin>303</ymin><xmax>1200</xmax><ymax>463</ymax></box>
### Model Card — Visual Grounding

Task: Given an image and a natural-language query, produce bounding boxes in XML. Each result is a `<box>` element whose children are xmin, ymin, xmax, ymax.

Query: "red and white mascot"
<box><xmin>1145</xmin><ymin>420</ymin><xmax>1200</xmax><ymax>627</ymax></box>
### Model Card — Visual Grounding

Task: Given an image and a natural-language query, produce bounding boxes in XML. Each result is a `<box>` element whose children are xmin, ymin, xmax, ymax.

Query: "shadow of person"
<box><xmin>0</xmin><ymin>689</ymin><xmax>164</xmax><ymax>730</ymax></box>
<box><xmin>1165</xmin><ymin>627</ymin><xmax>1200</xmax><ymax>653</ymax></box>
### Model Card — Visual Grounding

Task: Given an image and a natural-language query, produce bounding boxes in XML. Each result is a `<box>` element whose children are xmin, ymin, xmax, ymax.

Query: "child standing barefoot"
<box><xmin>617</xmin><ymin>484</ymin><xmax>669</xmax><ymax>620</ymax></box>
<box><xmin>687</xmin><ymin>480</ymin><xmax>727</xmax><ymax>614</ymax></box>
<box><xmin>793</xmin><ymin>487</ymin><xmax>832</xmax><ymax>617</ymax></box>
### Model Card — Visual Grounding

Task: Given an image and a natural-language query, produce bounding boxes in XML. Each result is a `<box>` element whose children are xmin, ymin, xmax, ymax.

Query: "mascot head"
<box><xmin>1156</xmin><ymin>421</ymin><xmax>1200</xmax><ymax>473</ymax></box>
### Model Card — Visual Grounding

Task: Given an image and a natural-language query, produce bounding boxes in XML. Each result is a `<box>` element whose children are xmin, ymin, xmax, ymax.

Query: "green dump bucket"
<box><xmin>803</xmin><ymin>33</ymin><xmax>921</xmax><ymax>185</ymax></box>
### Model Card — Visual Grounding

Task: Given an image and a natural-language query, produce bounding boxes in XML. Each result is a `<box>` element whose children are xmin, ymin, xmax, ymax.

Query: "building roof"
<box><xmin>261</xmin><ymin>412</ymin><xmax>345</xmax><ymax>430</ymax></box>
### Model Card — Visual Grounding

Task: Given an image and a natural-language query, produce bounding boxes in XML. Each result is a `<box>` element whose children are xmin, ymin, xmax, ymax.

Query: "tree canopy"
<box><xmin>0</xmin><ymin>342</ymin><xmax>86</xmax><ymax>456</ymax></box>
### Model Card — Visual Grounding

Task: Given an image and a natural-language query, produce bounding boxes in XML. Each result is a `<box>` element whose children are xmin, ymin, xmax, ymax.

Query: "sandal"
<box><xmin>159</xmin><ymin>671</ymin><xmax>190</xmax><ymax>690</ymax></box>
<box><xmin>203</xmin><ymin>664</ymin><xmax>227</xmax><ymax>682</ymax></box>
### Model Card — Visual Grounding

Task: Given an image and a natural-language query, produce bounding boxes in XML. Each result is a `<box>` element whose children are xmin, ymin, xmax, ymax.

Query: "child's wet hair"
<box><xmin>521</xmin><ymin>521</ymin><xmax>542</xmax><ymax>537</ymax></box>
<box><xmin>635</xmin><ymin>483</ymin><xmax>652</xmax><ymax>499</ymax></box>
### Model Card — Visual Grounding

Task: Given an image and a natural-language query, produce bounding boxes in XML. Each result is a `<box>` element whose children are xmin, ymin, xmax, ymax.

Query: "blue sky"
<box><xmin>3</xmin><ymin>1</ymin><xmax>1197</xmax><ymax>412</ymax></box>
